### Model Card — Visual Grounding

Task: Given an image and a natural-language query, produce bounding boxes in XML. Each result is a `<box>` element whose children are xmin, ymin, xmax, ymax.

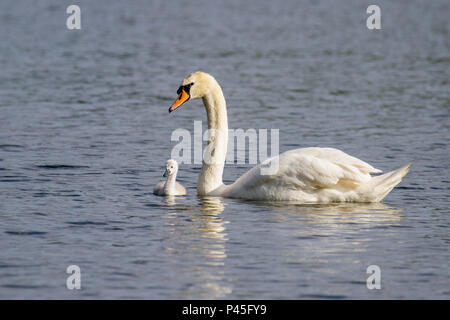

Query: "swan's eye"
<box><xmin>177</xmin><ymin>83</ymin><xmax>194</xmax><ymax>95</ymax></box>
<box><xmin>171</xmin><ymin>166</ymin><xmax>173</xmax><ymax>168</ymax></box>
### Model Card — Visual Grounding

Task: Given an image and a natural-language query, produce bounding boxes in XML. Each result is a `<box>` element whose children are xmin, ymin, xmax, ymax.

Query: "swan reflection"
<box><xmin>162</xmin><ymin>196</ymin><xmax>404</xmax><ymax>298</ymax></box>
<box><xmin>163</xmin><ymin>195</ymin><xmax>176</xmax><ymax>206</ymax></box>
<box><xmin>164</xmin><ymin>196</ymin><xmax>231</xmax><ymax>299</ymax></box>
<box><xmin>255</xmin><ymin>202</ymin><xmax>406</xmax><ymax>266</ymax></box>
<box><xmin>265</xmin><ymin>202</ymin><xmax>403</xmax><ymax>223</ymax></box>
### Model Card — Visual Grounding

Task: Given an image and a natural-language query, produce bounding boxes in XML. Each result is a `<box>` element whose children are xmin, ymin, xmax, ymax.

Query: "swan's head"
<box><xmin>169</xmin><ymin>71</ymin><xmax>217</xmax><ymax>113</ymax></box>
<box><xmin>163</xmin><ymin>159</ymin><xmax>178</xmax><ymax>177</ymax></box>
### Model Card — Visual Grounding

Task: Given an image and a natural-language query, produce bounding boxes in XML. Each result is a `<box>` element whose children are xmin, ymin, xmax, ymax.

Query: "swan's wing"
<box><xmin>175</xmin><ymin>182</ymin><xmax>187</xmax><ymax>195</ymax></box>
<box><xmin>226</xmin><ymin>147</ymin><xmax>381</xmax><ymax>196</ymax></box>
<box><xmin>153</xmin><ymin>181</ymin><xmax>165</xmax><ymax>195</ymax></box>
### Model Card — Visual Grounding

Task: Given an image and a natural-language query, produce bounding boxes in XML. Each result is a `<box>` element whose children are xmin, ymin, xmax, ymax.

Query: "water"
<box><xmin>0</xmin><ymin>0</ymin><xmax>449</xmax><ymax>299</ymax></box>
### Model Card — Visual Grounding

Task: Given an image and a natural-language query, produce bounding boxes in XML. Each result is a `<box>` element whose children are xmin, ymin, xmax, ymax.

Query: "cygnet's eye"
<box><xmin>171</xmin><ymin>166</ymin><xmax>173</xmax><ymax>168</ymax></box>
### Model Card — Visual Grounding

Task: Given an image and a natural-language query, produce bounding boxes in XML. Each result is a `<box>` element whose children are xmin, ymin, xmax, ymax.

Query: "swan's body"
<box><xmin>169</xmin><ymin>72</ymin><xmax>410</xmax><ymax>203</ymax></box>
<box><xmin>153</xmin><ymin>159</ymin><xmax>186</xmax><ymax>196</ymax></box>
<box><xmin>219</xmin><ymin>148</ymin><xmax>410</xmax><ymax>202</ymax></box>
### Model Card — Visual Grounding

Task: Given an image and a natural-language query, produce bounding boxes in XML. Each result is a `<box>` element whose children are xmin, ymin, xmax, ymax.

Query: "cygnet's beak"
<box><xmin>169</xmin><ymin>87</ymin><xmax>190</xmax><ymax>113</ymax></box>
<box><xmin>163</xmin><ymin>169</ymin><xmax>169</xmax><ymax>177</ymax></box>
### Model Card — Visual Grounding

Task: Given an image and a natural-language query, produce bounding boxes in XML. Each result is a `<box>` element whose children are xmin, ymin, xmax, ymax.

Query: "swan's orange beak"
<box><xmin>169</xmin><ymin>89</ymin><xmax>190</xmax><ymax>113</ymax></box>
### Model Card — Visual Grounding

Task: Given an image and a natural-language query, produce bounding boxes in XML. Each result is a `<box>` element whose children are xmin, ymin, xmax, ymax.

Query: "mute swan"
<box><xmin>153</xmin><ymin>159</ymin><xmax>187</xmax><ymax>196</ymax></box>
<box><xmin>168</xmin><ymin>71</ymin><xmax>411</xmax><ymax>203</ymax></box>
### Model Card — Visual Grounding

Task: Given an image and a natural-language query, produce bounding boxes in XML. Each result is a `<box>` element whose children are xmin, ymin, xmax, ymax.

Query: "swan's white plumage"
<box><xmin>153</xmin><ymin>180</ymin><xmax>187</xmax><ymax>196</ymax></box>
<box><xmin>170</xmin><ymin>72</ymin><xmax>410</xmax><ymax>203</ymax></box>
<box><xmin>231</xmin><ymin>148</ymin><xmax>378</xmax><ymax>188</ymax></box>
<box><xmin>221</xmin><ymin>147</ymin><xmax>406</xmax><ymax>202</ymax></box>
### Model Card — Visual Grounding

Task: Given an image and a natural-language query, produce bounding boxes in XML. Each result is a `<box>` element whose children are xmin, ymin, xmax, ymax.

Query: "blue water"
<box><xmin>0</xmin><ymin>0</ymin><xmax>449</xmax><ymax>299</ymax></box>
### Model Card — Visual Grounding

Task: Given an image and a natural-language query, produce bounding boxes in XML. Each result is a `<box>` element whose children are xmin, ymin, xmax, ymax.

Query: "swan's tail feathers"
<box><xmin>360</xmin><ymin>162</ymin><xmax>412</xmax><ymax>202</ymax></box>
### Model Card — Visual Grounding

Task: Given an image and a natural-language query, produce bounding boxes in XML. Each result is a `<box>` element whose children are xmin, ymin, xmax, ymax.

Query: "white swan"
<box><xmin>153</xmin><ymin>159</ymin><xmax>186</xmax><ymax>196</ymax></box>
<box><xmin>169</xmin><ymin>71</ymin><xmax>410</xmax><ymax>203</ymax></box>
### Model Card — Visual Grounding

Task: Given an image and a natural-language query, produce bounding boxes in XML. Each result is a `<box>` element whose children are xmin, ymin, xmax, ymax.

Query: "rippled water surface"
<box><xmin>0</xmin><ymin>0</ymin><xmax>449</xmax><ymax>299</ymax></box>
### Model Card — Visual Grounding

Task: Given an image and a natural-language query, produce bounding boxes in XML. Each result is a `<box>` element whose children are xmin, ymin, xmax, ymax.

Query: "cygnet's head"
<box><xmin>168</xmin><ymin>71</ymin><xmax>219</xmax><ymax>113</ymax></box>
<box><xmin>163</xmin><ymin>159</ymin><xmax>178</xmax><ymax>177</ymax></box>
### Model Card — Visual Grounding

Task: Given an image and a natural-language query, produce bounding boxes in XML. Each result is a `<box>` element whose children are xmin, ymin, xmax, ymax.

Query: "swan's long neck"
<box><xmin>197</xmin><ymin>83</ymin><xmax>228</xmax><ymax>195</ymax></box>
<box><xmin>164</xmin><ymin>173</ymin><xmax>177</xmax><ymax>195</ymax></box>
